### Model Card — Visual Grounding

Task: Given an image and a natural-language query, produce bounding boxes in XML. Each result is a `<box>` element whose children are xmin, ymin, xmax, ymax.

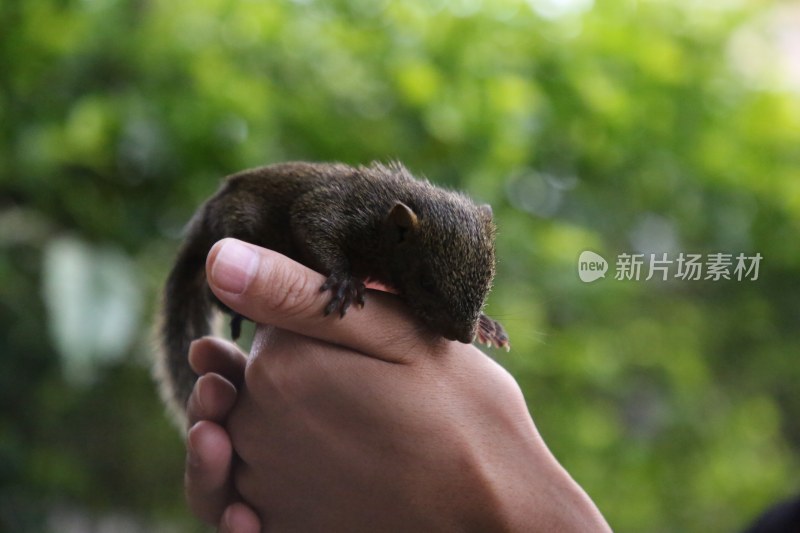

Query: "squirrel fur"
<box><xmin>155</xmin><ymin>161</ymin><xmax>509</xmax><ymax>422</ymax></box>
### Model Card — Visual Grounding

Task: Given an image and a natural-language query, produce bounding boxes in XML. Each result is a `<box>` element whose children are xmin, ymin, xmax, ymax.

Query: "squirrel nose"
<box><xmin>444</xmin><ymin>324</ymin><xmax>476</xmax><ymax>344</ymax></box>
<box><xmin>456</xmin><ymin>332</ymin><xmax>474</xmax><ymax>344</ymax></box>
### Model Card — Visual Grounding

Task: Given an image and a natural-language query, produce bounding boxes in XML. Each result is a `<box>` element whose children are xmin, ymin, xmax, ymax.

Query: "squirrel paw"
<box><xmin>477</xmin><ymin>314</ymin><xmax>511</xmax><ymax>351</ymax></box>
<box><xmin>229</xmin><ymin>313</ymin><xmax>244</xmax><ymax>341</ymax></box>
<box><xmin>321</xmin><ymin>273</ymin><xmax>366</xmax><ymax>318</ymax></box>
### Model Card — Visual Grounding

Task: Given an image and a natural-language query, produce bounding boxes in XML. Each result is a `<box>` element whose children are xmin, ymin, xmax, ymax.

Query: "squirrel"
<box><xmin>155</xmin><ymin>161</ymin><xmax>509</xmax><ymax>422</ymax></box>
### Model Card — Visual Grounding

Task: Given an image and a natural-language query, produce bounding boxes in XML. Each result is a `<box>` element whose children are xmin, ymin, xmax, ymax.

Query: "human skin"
<box><xmin>183</xmin><ymin>238</ymin><xmax>611</xmax><ymax>532</ymax></box>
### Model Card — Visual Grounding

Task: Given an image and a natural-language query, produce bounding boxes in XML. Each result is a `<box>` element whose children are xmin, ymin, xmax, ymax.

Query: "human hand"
<box><xmin>187</xmin><ymin>237</ymin><xmax>610</xmax><ymax>531</ymax></box>
<box><xmin>184</xmin><ymin>336</ymin><xmax>260</xmax><ymax>533</ymax></box>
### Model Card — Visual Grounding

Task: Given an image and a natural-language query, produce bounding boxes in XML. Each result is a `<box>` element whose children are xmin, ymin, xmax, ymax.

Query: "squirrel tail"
<box><xmin>154</xmin><ymin>215</ymin><xmax>215</xmax><ymax>427</ymax></box>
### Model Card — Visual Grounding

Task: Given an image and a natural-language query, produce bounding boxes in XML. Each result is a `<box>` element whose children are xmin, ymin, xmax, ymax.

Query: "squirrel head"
<box><xmin>382</xmin><ymin>194</ymin><xmax>496</xmax><ymax>344</ymax></box>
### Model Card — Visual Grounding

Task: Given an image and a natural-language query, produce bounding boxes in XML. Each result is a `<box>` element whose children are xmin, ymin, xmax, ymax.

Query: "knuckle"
<box><xmin>244</xmin><ymin>333</ymin><xmax>327</xmax><ymax>409</ymax></box>
<box><xmin>255</xmin><ymin>258</ymin><xmax>321</xmax><ymax>319</ymax></box>
<box><xmin>484</xmin><ymin>358</ymin><xmax>526</xmax><ymax>405</ymax></box>
<box><xmin>246</xmin><ymin>347</ymin><xmax>299</xmax><ymax>404</ymax></box>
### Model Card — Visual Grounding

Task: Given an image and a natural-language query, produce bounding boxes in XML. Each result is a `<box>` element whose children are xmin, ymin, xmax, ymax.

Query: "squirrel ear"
<box><xmin>387</xmin><ymin>202</ymin><xmax>419</xmax><ymax>242</ymax></box>
<box><xmin>479</xmin><ymin>204</ymin><xmax>493</xmax><ymax>220</ymax></box>
<box><xmin>388</xmin><ymin>202</ymin><xmax>418</xmax><ymax>229</ymax></box>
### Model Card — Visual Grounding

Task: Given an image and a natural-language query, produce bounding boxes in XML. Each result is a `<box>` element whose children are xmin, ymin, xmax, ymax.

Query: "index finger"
<box><xmin>205</xmin><ymin>239</ymin><xmax>445</xmax><ymax>363</ymax></box>
<box><xmin>188</xmin><ymin>336</ymin><xmax>247</xmax><ymax>387</ymax></box>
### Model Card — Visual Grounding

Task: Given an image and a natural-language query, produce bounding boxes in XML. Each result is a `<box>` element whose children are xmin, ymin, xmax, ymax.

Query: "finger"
<box><xmin>219</xmin><ymin>502</ymin><xmax>261</xmax><ymax>533</ymax></box>
<box><xmin>189</xmin><ymin>337</ymin><xmax>248</xmax><ymax>386</ymax></box>
<box><xmin>185</xmin><ymin>421</ymin><xmax>235</xmax><ymax>525</ymax></box>
<box><xmin>206</xmin><ymin>239</ymin><xmax>444</xmax><ymax>363</ymax></box>
<box><xmin>186</xmin><ymin>373</ymin><xmax>238</xmax><ymax>427</ymax></box>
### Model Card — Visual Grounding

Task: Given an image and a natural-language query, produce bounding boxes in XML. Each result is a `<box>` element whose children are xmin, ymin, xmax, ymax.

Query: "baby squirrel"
<box><xmin>156</xmin><ymin>161</ymin><xmax>509</xmax><ymax>420</ymax></box>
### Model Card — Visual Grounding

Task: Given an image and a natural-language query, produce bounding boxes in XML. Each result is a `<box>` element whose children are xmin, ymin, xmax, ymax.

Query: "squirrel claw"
<box><xmin>321</xmin><ymin>274</ymin><xmax>366</xmax><ymax>318</ymax></box>
<box><xmin>477</xmin><ymin>314</ymin><xmax>510</xmax><ymax>351</ymax></box>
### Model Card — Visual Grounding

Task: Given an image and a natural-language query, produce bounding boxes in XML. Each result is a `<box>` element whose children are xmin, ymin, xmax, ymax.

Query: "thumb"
<box><xmin>206</xmin><ymin>238</ymin><xmax>324</xmax><ymax>322</ymax></box>
<box><xmin>205</xmin><ymin>238</ymin><xmax>439</xmax><ymax>363</ymax></box>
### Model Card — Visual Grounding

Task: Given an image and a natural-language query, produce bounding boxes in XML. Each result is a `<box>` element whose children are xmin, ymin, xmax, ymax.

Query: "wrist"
<box><xmin>478</xmin><ymin>417</ymin><xmax>610</xmax><ymax>532</ymax></box>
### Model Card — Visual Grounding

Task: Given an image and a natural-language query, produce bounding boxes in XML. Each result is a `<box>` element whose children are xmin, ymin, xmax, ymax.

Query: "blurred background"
<box><xmin>1</xmin><ymin>0</ymin><xmax>799</xmax><ymax>531</ymax></box>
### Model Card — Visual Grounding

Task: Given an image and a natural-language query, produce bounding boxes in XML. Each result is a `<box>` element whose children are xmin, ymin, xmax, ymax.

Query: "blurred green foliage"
<box><xmin>1</xmin><ymin>0</ymin><xmax>799</xmax><ymax>531</ymax></box>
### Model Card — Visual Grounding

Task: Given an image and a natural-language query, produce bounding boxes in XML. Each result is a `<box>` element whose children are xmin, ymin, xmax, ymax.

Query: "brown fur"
<box><xmin>156</xmin><ymin>161</ymin><xmax>509</xmax><ymax>423</ymax></box>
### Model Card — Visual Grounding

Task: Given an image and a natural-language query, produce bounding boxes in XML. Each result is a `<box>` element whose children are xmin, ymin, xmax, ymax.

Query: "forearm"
<box><xmin>434</xmin><ymin>367</ymin><xmax>610</xmax><ymax>532</ymax></box>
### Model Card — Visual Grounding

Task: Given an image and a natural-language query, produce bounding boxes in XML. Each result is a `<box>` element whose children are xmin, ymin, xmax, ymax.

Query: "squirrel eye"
<box><xmin>396</xmin><ymin>226</ymin><xmax>408</xmax><ymax>243</ymax></box>
<box><xmin>419</xmin><ymin>271</ymin><xmax>437</xmax><ymax>294</ymax></box>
